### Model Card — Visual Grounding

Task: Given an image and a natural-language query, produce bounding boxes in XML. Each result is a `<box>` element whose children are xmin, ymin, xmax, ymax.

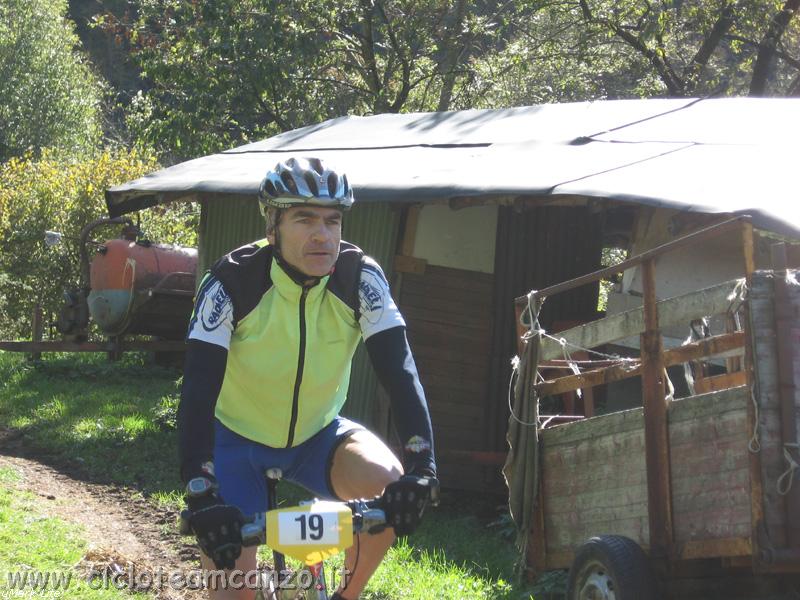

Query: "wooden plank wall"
<box><xmin>669</xmin><ymin>386</ymin><xmax>751</xmax><ymax>548</ymax></box>
<box><xmin>540</xmin><ymin>407</ymin><xmax>649</xmax><ymax>567</ymax></box>
<box><xmin>749</xmin><ymin>271</ymin><xmax>794</xmax><ymax>549</ymax></box>
<box><xmin>539</xmin><ymin>386</ymin><xmax>751</xmax><ymax>568</ymax></box>
<box><xmin>400</xmin><ymin>264</ymin><xmax>495</xmax><ymax>490</ymax></box>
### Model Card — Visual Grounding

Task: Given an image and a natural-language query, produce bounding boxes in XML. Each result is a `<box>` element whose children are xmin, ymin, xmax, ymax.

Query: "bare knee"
<box><xmin>330</xmin><ymin>429</ymin><xmax>403</xmax><ymax>499</ymax></box>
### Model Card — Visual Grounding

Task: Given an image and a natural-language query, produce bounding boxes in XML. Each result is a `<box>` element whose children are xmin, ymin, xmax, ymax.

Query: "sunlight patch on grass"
<box><xmin>0</xmin><ymin>468</ymin><xmax>21</xmax><ymax>485</ymax></box>
<box><xmin>364</xmin><ymin>540</ymin><xmax>517</xmax><ymax>600</ymax></box>
<box><xmin>32</xmin><ymin>397</ymin><xmax>67</xmax><ymax>421</ymax></box>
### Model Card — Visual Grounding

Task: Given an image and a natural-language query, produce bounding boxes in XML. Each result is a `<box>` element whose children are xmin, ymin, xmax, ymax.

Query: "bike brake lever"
<box><xmin>240</xmin><ymin>513</ymin><xmax>267</xmax><ymax>547</ymax></box>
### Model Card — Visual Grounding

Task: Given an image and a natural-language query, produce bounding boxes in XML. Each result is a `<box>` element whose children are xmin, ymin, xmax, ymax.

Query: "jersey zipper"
<box><xmin>286</xmin><ymin>285</ymin><xmax>310</xmax><ymax>447</ymax></box>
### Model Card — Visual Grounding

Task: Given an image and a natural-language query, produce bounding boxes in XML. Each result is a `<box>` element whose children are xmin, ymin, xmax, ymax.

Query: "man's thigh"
<box><xmin>329</xmin><ymin>429</ymin><xmax>403</xmax><ymax>500</ymax></box>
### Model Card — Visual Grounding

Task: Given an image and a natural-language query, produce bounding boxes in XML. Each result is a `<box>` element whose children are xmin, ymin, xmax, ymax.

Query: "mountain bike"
<box><xmin>181</xmin><ymin>467</ymin><xmax>427</xmax><ymax>600</ymax></box>
<box><xmin>245</xmin><ymin>467</ymin><xmax>389</xmax><ymax>600</ymax></box>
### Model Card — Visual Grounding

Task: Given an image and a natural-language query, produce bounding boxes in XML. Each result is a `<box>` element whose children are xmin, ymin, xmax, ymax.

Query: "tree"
<box><xmin>464</xmin><ymin>0</ymin><xmax>800</xmax><ymax>107</ymax></box>
<box><xmin>0</xmin><ymin>148</ymin><xmax>196</xmax><ymax>340</ymax></box>
<box><xmin>0</xmin><ymin>0</ymin><xmax>104</xmax><ymax>161</ymax></box>
<box><xmin>103</xmin><ymin>0</ymin><xmax>540</xmax><ymax>161</ymax></box>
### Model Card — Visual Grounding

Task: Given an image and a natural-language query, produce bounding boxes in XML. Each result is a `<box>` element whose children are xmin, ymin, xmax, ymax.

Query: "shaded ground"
<box><xmin>0</xmin><ymin>427</ymin><xmax>202</xmax><ymax>599</ymax></box>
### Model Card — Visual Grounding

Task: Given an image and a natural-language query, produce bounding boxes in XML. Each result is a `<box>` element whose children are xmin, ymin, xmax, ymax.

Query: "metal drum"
<box><xmin>88</xmin><ymin>239</ymin><xmax>197</xmax><ymax>338</ymax></box>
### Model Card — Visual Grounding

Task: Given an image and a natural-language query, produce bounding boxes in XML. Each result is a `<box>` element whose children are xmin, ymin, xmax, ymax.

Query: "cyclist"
<box><xmin>178</xmin><ymin>157</ymin><xmax>438</xmax><ymax>600</ymax></box>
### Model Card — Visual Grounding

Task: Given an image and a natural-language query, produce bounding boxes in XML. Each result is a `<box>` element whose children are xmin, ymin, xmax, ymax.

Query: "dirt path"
<box><xmin>0</xmin><ymin>428</ymin><xmax>204</xmax><ymax>599</ymax></box>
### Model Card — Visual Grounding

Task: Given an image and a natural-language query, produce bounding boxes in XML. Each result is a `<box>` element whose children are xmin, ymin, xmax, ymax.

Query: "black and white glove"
<box><xmin>183</xmin><ymin>476</ymin><xmax>244</xmax><ymax>570</ymax></box>
<box><xmin>382</xmin><ymin>474</ymin><xmax>440</xmax><ymax>537</ymax></box>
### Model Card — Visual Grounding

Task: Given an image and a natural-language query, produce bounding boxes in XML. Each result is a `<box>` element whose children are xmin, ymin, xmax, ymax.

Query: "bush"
<box><xmin>0</xmin><ymin>148</ymin><xmax>198</xmax><ymax>340</ymax></box>
<box><xmin>0</xmin><ymin>0</ymin><xmax>104</xmax><ymax>161</ymax></box>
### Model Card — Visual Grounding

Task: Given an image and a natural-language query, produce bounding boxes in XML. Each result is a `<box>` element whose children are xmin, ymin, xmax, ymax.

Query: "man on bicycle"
<box><xmin>178</xmin><ymin>157</ymin><xmax>438</xmax><ymax>599</ymax></box>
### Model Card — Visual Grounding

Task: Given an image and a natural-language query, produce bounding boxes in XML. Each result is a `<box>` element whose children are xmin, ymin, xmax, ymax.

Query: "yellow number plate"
<box><xmin>266</xmin><ymin>501</ymin><xmax>353</xmax><ymax>565</ymax></box>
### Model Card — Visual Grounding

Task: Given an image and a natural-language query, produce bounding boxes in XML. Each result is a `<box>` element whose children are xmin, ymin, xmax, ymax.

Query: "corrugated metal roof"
<box><xmin>106</xmin><ymin>97</ymin><xmax>800</xmax><ymax>237</ymax></box>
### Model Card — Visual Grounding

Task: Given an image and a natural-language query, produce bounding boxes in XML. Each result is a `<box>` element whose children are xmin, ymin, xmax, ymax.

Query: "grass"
<box><xmin>0</xmin><ymin>351</ymin><xmax>562</xmax><ymax>599</ymax></box>
<box><xmin>0</xmin><ymin>466</ymin><xmax>147</xmax><ymax>599</ymax></box>
<box><xmin>0</xmin><ymin>352</ymin><xmax>184</xmax><ymax>501</ymax></box>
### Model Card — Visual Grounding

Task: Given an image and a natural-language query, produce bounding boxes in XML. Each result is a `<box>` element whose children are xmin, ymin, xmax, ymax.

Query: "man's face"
<box><xmin>272</xmin><ymin>206</ymin><xmax>342</xmax><ymax>277</ymax></box>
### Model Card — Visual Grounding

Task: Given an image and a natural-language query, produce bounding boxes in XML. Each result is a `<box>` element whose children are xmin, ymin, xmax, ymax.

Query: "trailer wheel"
<box><xmin>566</xmin><ymin>535</ymin><xmax>656</xmax><ymax>600</ymax></box>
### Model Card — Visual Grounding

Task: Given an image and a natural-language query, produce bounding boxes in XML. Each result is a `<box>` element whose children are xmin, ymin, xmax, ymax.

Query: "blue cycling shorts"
<box><xmin>213</xmin><ymin>417</ymin><xmax>364</xmax><ymax>517</ymax></box>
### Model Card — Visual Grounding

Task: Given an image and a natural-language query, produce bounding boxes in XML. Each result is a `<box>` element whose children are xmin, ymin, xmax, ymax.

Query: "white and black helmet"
<box><xmin>258</xmin><ymin>157</ymin><xmax>354</xmax><ymax>213</ymax></box>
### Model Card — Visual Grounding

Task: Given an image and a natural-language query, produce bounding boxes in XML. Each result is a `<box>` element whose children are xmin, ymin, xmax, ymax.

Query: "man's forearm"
<box><xmin>365</xmin><ymin>326</ymin><xmax>436</xmax><ymax>476</ymax></box>
<box><xmin>177</xmin><ymin>339</ymin><xmax>228</xmax><ymax>482</ymax></box>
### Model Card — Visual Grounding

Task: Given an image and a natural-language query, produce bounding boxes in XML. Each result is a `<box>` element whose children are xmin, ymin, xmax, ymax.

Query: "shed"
<box><xmin>107</xmin><ymin>97</ymin><xmax>800</xmax><ymax>491</ymax></box>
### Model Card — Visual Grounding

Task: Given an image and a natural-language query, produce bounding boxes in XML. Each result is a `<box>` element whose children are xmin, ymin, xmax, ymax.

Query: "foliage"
<box><xmin>0</xmin><ymin>148</ymin><xmax>197</xmax><ymax>340</ymax></box>
<box><xmin>92</xmin><ymin>0</ymin><xmax>800</xmax><ymax>163</ymax></box>
<box><xmin>99</xmin><ymin>0</ymin><xmax>542</xmax><ymax>161</ymax></box>
<box><xmin>467</xmin><ymin>0</ymin><xmax>800</xmax><ymax>107</ymax></box>
<box><xmin>0</xmin><ymin>0</ymin><xmax>104</xmax><ymax>161</ymax></box>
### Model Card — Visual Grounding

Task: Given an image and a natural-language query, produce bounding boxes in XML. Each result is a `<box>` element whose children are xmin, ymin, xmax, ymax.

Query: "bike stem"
<box><xmin>265</xmin><ymin>468</ymin><xmax>287</xmax><ymax>576</ymax></box>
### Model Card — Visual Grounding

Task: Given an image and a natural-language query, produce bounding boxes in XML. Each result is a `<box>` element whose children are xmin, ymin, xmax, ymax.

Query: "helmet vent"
<box><xmin>280</xmin><ymin>171</ymin><xmax>298</xmax><ymax>195</ymax></box>
<box><xmin>308</xmin><ymin>157</ymin><xmax>324</xmax><ymax>176</ymax></box>
<box><xmin>304</xmin><ymin>172</ymin><xmax>319</xmax><ymax>196</ymax></box>
<box><xmin>262</xmin><ymin>180</ymin><xmax>277</xmax><ymax>197</ymax></box>
<box><xmin>327</xmin><ymin>173</ymin><xmax>339</xmax><ymax>198</ymax></box>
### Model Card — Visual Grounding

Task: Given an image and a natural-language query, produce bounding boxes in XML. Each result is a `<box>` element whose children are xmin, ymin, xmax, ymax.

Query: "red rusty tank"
<box><xmin>88</xmin><ymin>239</ymin><xmax>197</xmax><ymax>338</ymax></box>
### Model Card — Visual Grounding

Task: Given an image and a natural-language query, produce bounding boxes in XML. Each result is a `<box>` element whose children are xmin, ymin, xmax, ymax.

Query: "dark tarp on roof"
<box><xmin>106</xmin><ymin>97</ymin><xmax>800</xmax><ymax>238</ymax></box>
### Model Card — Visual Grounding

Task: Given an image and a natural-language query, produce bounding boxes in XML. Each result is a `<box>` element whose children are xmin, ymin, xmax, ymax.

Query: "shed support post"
<box><xmin>770</xmin><ymin>243</ymin><xmax>800</xmax><ymax>548</ymax></box>
<box><xmin>742</xmin><ymin>221</ymin><xmax>766</xmax><ymax>565</ymax></box>
<box><xmin>640</xmin><ymin>258</ymin><xmax>674</xmax><ymax>557</ymax></box>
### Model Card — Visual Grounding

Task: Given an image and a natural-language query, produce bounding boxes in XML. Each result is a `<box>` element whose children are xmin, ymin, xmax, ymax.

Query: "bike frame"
<box><xmin>262</xmin><ymin>468</ymin><xmax>330</xmax><ymax>600</ymax></box>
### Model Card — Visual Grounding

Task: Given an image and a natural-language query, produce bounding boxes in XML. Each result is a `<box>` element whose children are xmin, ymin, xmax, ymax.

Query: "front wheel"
<box><xmin>566</xmin><ymin>535</ymin><xmax>657</xmax><ymax>600</ymax></box>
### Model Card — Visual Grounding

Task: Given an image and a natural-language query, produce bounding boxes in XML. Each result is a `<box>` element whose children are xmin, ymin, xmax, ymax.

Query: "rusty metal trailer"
<box><xmin>512</xmin><ymin>217</ymin><xmax>800</xmax><ymax>599</ymax></box>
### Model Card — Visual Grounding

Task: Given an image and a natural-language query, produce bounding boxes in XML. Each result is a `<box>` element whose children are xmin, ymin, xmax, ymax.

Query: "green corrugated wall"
<box><xmin>197</xmin><ymin>197</ymin><xmax>265</xmax><ymax>278</ymax></box>
<box><xmin>196</xmin><ymin>197</ymin><xmax>401</xmax><ymax>434</ymax></box>
<box><xmin>341</xmin><ymin>203</ymin><xmax>401</xmax><ymax>434</ymax></box>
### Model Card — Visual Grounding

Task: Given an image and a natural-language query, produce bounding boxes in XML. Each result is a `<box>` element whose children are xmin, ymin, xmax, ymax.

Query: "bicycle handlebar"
<box><xmin>178</xmin><ymin>496</ymin><xmax>387</xmax><ymax>544</ymax></box>
<box><xmin>239</xmin><ymin>497</ymin><xmax>387</xmax><ymax>547</ymax></box>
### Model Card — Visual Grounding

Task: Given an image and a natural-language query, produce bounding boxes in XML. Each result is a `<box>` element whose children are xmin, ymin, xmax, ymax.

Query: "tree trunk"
<box><xmin>437</xmin><ymin>0</ymin><xmax>468</xmax><ymax>112</ymax></box>
<box><xmin>749</xmin><ymin>0</ymin><xmax>800</xmax><ymax>96</ymax></box>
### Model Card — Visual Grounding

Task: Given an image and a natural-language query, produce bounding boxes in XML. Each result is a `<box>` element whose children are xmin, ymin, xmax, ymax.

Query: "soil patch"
<box><xmin>0</xmin><ymin>427</ymin><xmax>203</xmax><ymax>599</ymax></box>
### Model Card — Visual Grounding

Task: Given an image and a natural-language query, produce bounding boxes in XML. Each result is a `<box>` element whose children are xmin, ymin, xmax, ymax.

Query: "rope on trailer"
<box><xmin>542</xmin><ymin>330</ymin><xmax>640</xmax><ymax>366</ymax></box>
<box><xmin>748</xmin><ymin>384</ymin><xmax>761</xmax><ymax>453</ymax></box>
<box><xmin>726</xmin><ymin>278</ymin><xmax>748</xmax><ymax>317</ymax></box>
<box><xmin>507</xmin><ymin>291</ymin><xmax>544</xmax><ymax>427</ymax></box>
<box><xmin>777</xmin><ymin>443</ymin><xmax>800</xmax><ymax>496</ymax></box>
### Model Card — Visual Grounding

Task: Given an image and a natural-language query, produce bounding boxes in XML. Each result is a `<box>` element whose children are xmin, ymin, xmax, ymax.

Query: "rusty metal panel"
<box><xmin>487</xmin><ymin>205</ymin><xmax>603</xmax><ymax>453</ymax></box>
<box><xmin>341</xmin><ymin>203</ymin><xmax>402</xmax><ymax>435</ymax></box>
<box><xmin>197</xmin><ymin>197</ymin><xmax>264</xmax><ymax>282</ymax></box>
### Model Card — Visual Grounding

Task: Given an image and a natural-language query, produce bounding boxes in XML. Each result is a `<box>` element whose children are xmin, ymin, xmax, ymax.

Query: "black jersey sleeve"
<box><xmin>177</xmin><ymin>339</ymin><xmax>228</xmax><ymax>483</ymax></box>
<box><xmin>365</xmin><ymin>325</ymin><xmax>436</xmax><ymax>477</ymax></box>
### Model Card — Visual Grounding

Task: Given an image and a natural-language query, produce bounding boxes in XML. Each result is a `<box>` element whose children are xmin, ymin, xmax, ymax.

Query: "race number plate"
<box><xmin>266</xmin><ymin>501</ymin><xmax>353</xmax><ymax>565</ymax></box>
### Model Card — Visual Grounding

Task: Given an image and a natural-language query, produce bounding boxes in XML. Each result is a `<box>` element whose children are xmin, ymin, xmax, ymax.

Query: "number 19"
<box><xmin>295</xmin><ymin>514</ymin><xmax>324</xmax><ymax>540</ymax></box>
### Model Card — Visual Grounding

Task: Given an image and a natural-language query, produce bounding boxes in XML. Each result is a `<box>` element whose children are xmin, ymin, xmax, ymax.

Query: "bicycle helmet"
<box><xmin>258</xmin><ymin>157</ymin><xmax>354</xmax><ymax>214</ymax></box>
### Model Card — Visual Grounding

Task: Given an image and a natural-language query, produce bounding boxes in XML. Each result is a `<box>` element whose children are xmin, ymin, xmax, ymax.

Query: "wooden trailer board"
<box><xmin>509</xmin><ymin>218</ymin><xmax>800</xmax><ymax>599</ymax></box>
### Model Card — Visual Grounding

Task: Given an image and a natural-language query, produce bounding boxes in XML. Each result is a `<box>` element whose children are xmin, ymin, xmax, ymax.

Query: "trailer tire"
<box><xmin>567</xmin><ymin>535</ymin><xmax>656</xmax><ymax>600</ymax></box>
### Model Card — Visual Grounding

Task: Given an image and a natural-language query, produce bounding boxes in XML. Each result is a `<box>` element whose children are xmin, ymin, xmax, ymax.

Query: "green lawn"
<box><xmin>0</xmin><ymin>352</ymin><xmax>561</xmax><ymax>599</ymax></box>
